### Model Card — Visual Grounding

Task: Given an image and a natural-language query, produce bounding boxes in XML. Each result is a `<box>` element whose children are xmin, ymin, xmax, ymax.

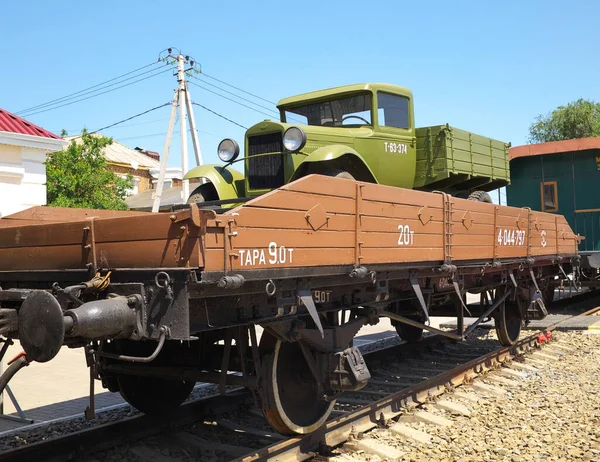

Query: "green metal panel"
<box><xmin>506</xmin><ymin>148</ymin><xmax>600</xmax><ymax>251</ymax></box>
<box><xmin>414</xmin><ymin>124</ymin><xmax>510</xmax><ymax>190</ymax></box>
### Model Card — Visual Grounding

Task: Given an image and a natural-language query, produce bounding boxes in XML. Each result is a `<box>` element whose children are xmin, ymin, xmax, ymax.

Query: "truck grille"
<box><xmin>247</xmin><ymin>133</ymin><xmax>284</xmax><ymax>190</ymax></box>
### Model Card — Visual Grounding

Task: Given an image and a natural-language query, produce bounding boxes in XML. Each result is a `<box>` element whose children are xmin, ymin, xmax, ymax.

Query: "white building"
<box><xmin>0</xmin><ymin>109</ymin><xmax>67</xmax><ymax>217</ymax></box>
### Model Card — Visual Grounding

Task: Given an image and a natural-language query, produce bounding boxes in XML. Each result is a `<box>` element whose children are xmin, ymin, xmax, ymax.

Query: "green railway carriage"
<box><xmin>506</xmin><ymin>138</ymin><xmax>600</xmax><ymax>251</ymax></box>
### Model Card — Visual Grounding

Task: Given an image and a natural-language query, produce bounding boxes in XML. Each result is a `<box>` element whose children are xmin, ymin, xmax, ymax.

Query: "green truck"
<box><xmin>184</xmin><ymin>83</ymin><xmax>510</xmax><ymax>204</ymax></box>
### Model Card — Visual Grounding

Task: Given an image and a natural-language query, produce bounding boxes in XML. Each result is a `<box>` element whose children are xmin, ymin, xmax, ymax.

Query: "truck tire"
<box><xmin>187</xmin><ymin>183</ymin><xmax>218</xmax><ymax>204</ymax></box>
<box><xmin>468</xmin><ymin>190</ymin><xmax>493</xmax><ymax>203</ymax></box>
<box><xmin>325</xmin><ymin>170</ymin><xmax>355</xmax><ymax>180</ymax></box>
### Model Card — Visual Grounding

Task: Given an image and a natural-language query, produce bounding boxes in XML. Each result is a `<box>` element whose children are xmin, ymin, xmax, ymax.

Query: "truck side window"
<box><xmin>378</xmin><ymin>93</ymin><xmax>409</xmax><ymax>129</ymax></box>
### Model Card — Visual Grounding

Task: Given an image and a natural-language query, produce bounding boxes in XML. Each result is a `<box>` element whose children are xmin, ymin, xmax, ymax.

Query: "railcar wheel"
<box><xmin>495</xmin><ymin>289</ymin><xmax>522</xmax><ymax>346</ymax></box>
<box><xmin>393</xmin><ymin>320</ymin><xmax>424</xmax><ymax>343</ymax></box>
<box><xmin>117</xmin><ymin>375</ymin><xmax>195</xmax><ymax>415</ymax></box>
<box><xmin>259</xmin><ymin>336</ymin><xmax>335</xmax><ymax>435</ymax></box>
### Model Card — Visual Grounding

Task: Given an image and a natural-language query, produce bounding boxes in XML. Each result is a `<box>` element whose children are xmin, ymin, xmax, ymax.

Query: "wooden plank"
<box><xmin>360</xmin><ymin>182</ymin><xmax>444</xmax><ymax>208</ymax></box>
<box><xmin>211</xmin><ymin>228</ymin><xmax>355</xmax><ymax>249</ymax></box>
<box><xmin>360</xmin><ymin>231</ymin><xmax>444</xmax><ymax>248</ymax></box>
<box><xmin>232</xmin><ymin>207</ymin><xmax>355</xmax><ymax>231</ymax></box>
<box><xmin>0</xmin><ymin>219</ymin><xmax>52</xmax><ymax>228</ymax></box>
<box><xmin>453</xmin><ymin>246</ymin><xmax>493</xmax><ymax>260</ymax></box>
<box><xmin>245</xmin><ymin>190</ymin><xmax>355</xmax><ymax>215</ymax></box>
<box><xmin>93</xmin><ymin>214</ymin><xmax>188</xmax><ymax>243</ymax></box>
<box><xmin>453</xmin><ymin>234</ymin><xmax>497</xmax><ymax>246</ymax></box>
<box><xmin>361</xmin><ymin>200</ymin><xmax>444</xmax><ymax>222</ymax></box>
<box><xmin>0</xmin><ymin>244</ymin><xmax>89</xmax><ymax>270</ymax></box>
<box><xmin>283</xmin><ymin>173</ymin><xmax>356</xmax><ymax>199</ymax></box>
<box><xmin>0</xmin><ymin>220</ymin><xmax>89</xmax><ymax>249</ymax></box>
<box><xmin>360</xmin><ymin>216</ymin><xmax>444</xmax><ymax>234</ymax></box>
<box><xmin>95</xmin><ymin>239</ymin><xmax>201</xmax><ymax>268</ymax></box>
<box><xmin>361</xmin><ymin>247</ymin><xmax>444</xmax><ymax>264</ymax></box>
<box><xmin>204</xmin><ymin>247</ymin><xmax>355</xmax><ymax>272</ymax></box>
<box><xmin>3</xmin><ymin>205</ymin><xmax>147</xmax><ymax>221</ymax></box>
<box><xmin>451</xmin><ymin>212</ymin><xmax>525</xmax><ymax>228</ymax></box>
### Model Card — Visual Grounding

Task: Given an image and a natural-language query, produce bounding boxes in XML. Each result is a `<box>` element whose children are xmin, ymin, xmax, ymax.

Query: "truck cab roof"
<box><xmin>277</xmin><ymin>83</ymin><xmax>413</xmax><ymax>108</ymax></box>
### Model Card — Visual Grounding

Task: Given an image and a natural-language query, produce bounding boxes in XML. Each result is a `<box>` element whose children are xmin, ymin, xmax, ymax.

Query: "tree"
<box><xmin>46</xmin><ymin>130</ymin><xmax>134</xmax><ymax>210</ymax></box>
<box><xmin>528</xmin><ymin>99</ymin><xmax>600</xmax><ymax>143</ymax></box>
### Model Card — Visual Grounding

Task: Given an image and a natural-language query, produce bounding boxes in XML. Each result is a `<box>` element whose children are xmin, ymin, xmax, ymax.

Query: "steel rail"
<box><xmin>0</xmin><ymin>333</ymin><xmax>448</xmax><ymax>461</ymax></box>
<box><xmin>234</xmin><ymin>306</ymin><xmax>600</xmax><ymax>462</ymax></box>
<box><xmin>1</xmin><ymin>306</ymin><xmax>597</xmax><ymax>461</ymax></box>
<box><xmin>0</xmin><ymin>389</ymin><xmax>252</xmax><ymax>462</ymax></box>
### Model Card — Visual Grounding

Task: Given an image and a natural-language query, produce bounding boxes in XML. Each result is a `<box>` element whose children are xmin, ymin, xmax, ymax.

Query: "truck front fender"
<box><xmin>291</xmin><ymin>145</ymin><xmax>377</xmax><ymax>183</ymax></box>
<box><xmin>184</xmin><ymin>164</ymin><xmax>245</xmax><ymax>200</ymax></box>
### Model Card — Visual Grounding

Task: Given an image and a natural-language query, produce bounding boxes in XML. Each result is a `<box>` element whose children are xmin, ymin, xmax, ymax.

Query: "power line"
<box><xmin>19</xmin><ymin>65</ymin><xmax>172</xmax><ymax>117</ymax></box>
<box><xmin>118</xmin><ymin>127</ymin><xmax>220</xmax><ymax>141</ymax></box>
<box><xmin>24</xmin><ymin>68</ymin><xmax>174</xmax><ymax>117</ymax></box>
<box><xmin>69</xmin><ymin>103</ymin><xmax>171</xmax><ymax>138</ymax></box>
<box><xmin>192</xmin><ymin>101</ymin><xmax>248</xmax><ymax>130</ymax></box>
<box><xmin>16</xmin><ymin>61</ymin><xmax>165</xmax><ymax>115</ymax></box>
<box><xmin>189</xmin><ymin>80</ymin><xmax>276</xmax><ymax>120</ymax></box>
<box><xmin>189</xmin><ymin>74</ymin><xmax>278</xmax><ymax>116</ymax></box>
<box><xmin>200</xmin><ymin>72</ymin><xmax>276</xmax><ymax>105</ymax></box>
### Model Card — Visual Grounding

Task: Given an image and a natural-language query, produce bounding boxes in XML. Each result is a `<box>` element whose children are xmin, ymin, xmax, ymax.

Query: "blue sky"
<box><xmin>3</xmin><ymin>0</ymin><xmax>599</xmax><ymax>178</ymax></box>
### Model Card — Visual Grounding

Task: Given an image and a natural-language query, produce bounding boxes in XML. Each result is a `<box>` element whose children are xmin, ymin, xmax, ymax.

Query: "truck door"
<box><xmin>373</xmin><ymin>92</ymin><xmax>416</xmax><ymax>189</ymax></box>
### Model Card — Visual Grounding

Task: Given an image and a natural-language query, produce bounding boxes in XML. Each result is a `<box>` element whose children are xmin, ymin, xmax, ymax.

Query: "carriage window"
<box><xmin>378</xmin><ymin>93</ymin><xmax>410</xmax><ymax>129</ymax></box>
<box><xmin>541</xmin><ymin>181</ymin><xmax>558</xmax><ymax>212</ymax></box>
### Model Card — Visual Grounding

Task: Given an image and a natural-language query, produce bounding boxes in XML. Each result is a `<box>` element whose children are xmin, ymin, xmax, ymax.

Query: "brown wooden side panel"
<box><xmin>0</xmin><ymin>244</ymin><xmax>90</xmax><ymax>271</ymax></box>
<box><xmin>0</xmin><ymin>210</ymin><xmax>202</xmax><ymax>270</ymax></box>
<box><xmin>360</xmin><ymin>216</ymin><xmax>444</xmax><ymax>235</ymax></box>
<box><xmin>0</xmin><ymin>219</ymin><xmax>59</xmax><ymax>228</ymax></box>
<box><xmin>95</xmin><ymin>240</ymin><xmax>200</xmax><ymax>268</ymax></box>
<box><xmin>0</xmin><ymin>220</ymin><xmax>90</xmax><ymax>249</ymax></box>
<box><xmin>0</xmin><ymin>175</ymin><xmax>581</xmax><ymax>273</ymax></box>
<box><xmin>2</xmin><ymin>206</ymin><xmax>147</xmax><ymax>222</ymax></box>
<box><xmin>204</xmin><ymin>248</ymin><xmax>356</xmax><ymax>272</ymax></box>
<box><xmin>231</xmin><ymin>208</ymin><xmax>355</xmax><ymax>231</ymax></box>
<box><xmin>246</xmin><ymin>189</ymin><xmax>355</xmax><ymax>215</ymax></box>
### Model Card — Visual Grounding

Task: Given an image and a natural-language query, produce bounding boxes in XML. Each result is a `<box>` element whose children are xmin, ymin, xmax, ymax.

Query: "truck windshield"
<box><xmin>283</xmin><ymin>93</ymin><xmax>372</xmax><ymax>127</ymax></box>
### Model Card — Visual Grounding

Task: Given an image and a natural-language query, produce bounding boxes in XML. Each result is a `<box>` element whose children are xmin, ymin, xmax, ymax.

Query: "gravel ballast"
<box><xmin>337</xmin><ymin>331</ymin><xmax>600</xmax><ymax>462</ymax></box>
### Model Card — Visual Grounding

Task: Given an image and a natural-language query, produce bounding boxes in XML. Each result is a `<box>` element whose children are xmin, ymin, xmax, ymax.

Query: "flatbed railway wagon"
<box><xmin>0</xmin><ymin>175</ymin><xmax>582</xmax><ymax>435</ymax></box>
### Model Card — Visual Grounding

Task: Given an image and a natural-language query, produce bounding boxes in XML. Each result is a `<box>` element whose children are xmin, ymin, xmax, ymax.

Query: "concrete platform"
<box><xmin>525</xmin><ymin>314</ymin><xmax>600</xmax><ymax>330</ymax></box>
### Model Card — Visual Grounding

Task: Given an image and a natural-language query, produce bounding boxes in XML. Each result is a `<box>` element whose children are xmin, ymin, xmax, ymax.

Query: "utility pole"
<box><xmin>152</xmin><ymin>49</ymin><xmax>203</xmax><ymax>213</ymax></box>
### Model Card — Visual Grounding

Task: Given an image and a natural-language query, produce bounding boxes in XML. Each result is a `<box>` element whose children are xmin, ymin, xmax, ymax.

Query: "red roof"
<box><xmin>0</xmin><ymin>108</ymin><xmax>62</xmax><ymax>139</ymax></box>
<box><xmin>510</xmin><ymin>137</ymin><xmax>600</xmax><ymax>161</ymax></box>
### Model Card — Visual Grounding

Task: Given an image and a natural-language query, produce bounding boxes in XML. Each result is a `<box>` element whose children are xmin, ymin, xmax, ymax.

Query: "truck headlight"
<box><xmin>283</xmin><ymin>127</ymin><xmax>307</xmax><ymax>152</ymax></box>
<box><xmin>217</xmin><ymin>139</ymin><xmax>240</xmax><ymax>162</ymax></box>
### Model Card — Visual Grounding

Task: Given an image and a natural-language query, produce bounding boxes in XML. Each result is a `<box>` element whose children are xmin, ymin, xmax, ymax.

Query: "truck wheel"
<box><xmin>325</xmin><ymin>170</ymin><xmax>355</xmax><ymax>180</ymax></box>
<box><xmin>187</xmin><ymin>183</ymin><xmax>218</xmax><ymax>204</ymax></box>
<box><xmin>467</xmin><ymin>191</ymin><xmax>493</xmax><ymax>203</ymax></box>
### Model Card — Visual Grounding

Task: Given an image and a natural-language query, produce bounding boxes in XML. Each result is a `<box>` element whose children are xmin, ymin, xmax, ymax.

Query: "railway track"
<box><xmin>0</xmin><ymin>301</ymin><xmax>598</xmax><ymax>462</ymax></box>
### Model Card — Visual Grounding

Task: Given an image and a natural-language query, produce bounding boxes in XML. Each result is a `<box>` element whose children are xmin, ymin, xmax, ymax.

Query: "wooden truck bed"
<box><xmin>0</xmin><ymin>175</ymin><xmax>579</xmax><ymax>277</ymax></box>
